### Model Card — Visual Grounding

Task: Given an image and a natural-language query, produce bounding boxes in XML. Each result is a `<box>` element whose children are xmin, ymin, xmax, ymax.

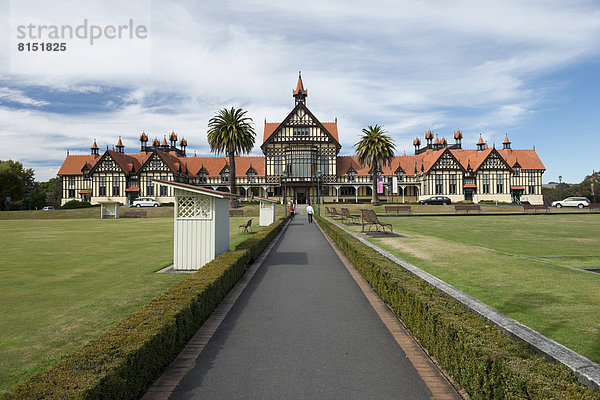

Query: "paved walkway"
<box><xmin>162</xmin><ymin>211</ymin><xmax>459</xmax><ymax>399</ymax></box>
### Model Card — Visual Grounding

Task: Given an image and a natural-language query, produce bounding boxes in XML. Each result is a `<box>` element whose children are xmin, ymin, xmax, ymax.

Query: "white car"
<box><xmin>42</xmin><ymin>206</ymin><xmax>55</xmax><ymax>210</ymax></box>
<box><xmin>132</xmin><ymin>197</ymin><xmax>162</xmax><ymax>207</ymax></box>
<box><xmin>551</xmin><ymin>197</ymin><xmax>590</xmax><ymax>209</ymax></box>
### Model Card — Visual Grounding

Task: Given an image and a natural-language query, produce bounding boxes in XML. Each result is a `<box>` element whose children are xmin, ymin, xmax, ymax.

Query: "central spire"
<box><xmin>293</xmin><ymin>71</ymin><xmax>308</xmax><ymax>105</ymax></box>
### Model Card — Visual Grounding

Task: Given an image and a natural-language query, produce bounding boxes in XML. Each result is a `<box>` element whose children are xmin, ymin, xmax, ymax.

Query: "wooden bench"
<box><xmin>523</xmin><ymin>204</ymin><xmax>549</xmax><ymax>213</ymax></box>
<box><xmin>124</xmin><ymin>210</ymin><xmax>147</xmax><ymax>218</ymax></box>
<box><xmin>229</xmin><ymin>209</ymin><xmax>244</xmax><ymax>217</ymax></box>
<box><xmin>329</xmin><ymin>207</ymin><xmax>343</xmax><ymax>220</ymax></box>
<box><xmin>385</xmin><ymin>205</ymin><xmax>412</xmax><ymax>215</ymax></box>
<box><xmin>360</xmin><ymin>209</ymin><xmax>393</xmax><ymax>233</ymax></box>
<box><xmin>239</xmin><ymin>218</ymin><xmax>253</xmax><ymax>233</ymax></box>
<box><xmin>454</xmin><ymin>205</ymin><xmax>481</xmax><ymax>214</ymax></box>
<box><xmin>340</xmin><ymin>207</ymin><xmax>360</xmax><ymax>224</ymax></box>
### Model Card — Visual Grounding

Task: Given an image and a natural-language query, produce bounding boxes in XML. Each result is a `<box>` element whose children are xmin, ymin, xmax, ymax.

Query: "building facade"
<box><xmin>58</xmin><ymin>74</ymin><xmax>545</xmax><ymax>205</ymax></box>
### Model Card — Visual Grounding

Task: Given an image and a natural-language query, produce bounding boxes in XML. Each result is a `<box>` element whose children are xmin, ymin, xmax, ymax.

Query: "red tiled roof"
<box><xmin>139</xmin><ymin>132</ymin><xmax>148</xmax><ymax>141</ymax></box>
<box><xmin>511</xmin><ymin>186</ymin><xmax>525</xmax><ymax>190</ymax></box>
<box><xmin>434</xmin><ymin>137</ymin><xmax>440</xmax><ymax>145</ymax></box>
<box><xmin>79</xmin><ymin>189</ymin><xmax>92</xmax><ymax>194</ymax></box>
<box><xmin>183</xmin><ymin>156</ymin><xmax>265</xmax><ymax>177</ymax></box>
<box><xmin>57</xmin><ymin>155</ymin><xmax>101</xmax><ymax>175</ymax></box>
<box><xmin>413</xmin><ymin>137</ymin><xmax>421</xmax><ymax>146</ymax></box>
<box><xmin>503</xmin><ymin>135</ymin><xmax>511</xmax><ymax>144</ymax></box>
<box><xmin>125</xmin><ymin>187</ymin><xmax>140</xmax><ymax>192</ymax></box>
<box><xmin>425</xmin><ymin>130</ymin><xmax>434</xmax><ymax>140</ymax></box>
<box><xmin>498</xmin><ymin>149</ymin><xmax>545</xmax><ymax>170</ymax></box>
<box><xmin>116</xmin><ymin>138</ymin><xmax>124</xmax><ymax>147</ymax></box>
<box><xmin>454</xmin><ymin>130</ymin><xmax>463</xmax><ymax>140</ymax></box>
<box><xmin>463</xmin><ymin>183</ymin><xmax>477</xmax><ymax>188</ymax></box>
<box><xmin>477</xmin><ymin>136</ymin><xmax>485</xmax><ymax>145</ymax></box>
<box><xmin>169</xmin><ymin>131</ymin><xmax>177</xmax><ymax>142</ymax></box>
<box><xmin>91</xmin><ymin>140</ymin><xmax>99</xmax><ymax>150</ymax></box>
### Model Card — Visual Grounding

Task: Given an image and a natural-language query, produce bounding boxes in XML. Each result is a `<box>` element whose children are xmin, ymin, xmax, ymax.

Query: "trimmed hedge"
<box><xmin>4</xmin><ymin>216</ymin><xmax>289</xmax><ymax>400</ymax></box>
<box><xmin>61</xmin><ymin>200</ymin><xmax>95</xmax><ymax>209</ymax></box>
<box><xmin>316</xmin><ymin>215</ymin><xmax>600</xmax><ymax>400</ymax></box>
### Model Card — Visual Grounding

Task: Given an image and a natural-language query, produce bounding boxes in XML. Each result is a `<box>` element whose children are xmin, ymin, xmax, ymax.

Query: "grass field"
<box><xmin>335</xmin><ymin>213</ymin><xmax>600</xmax><ymax>364</ymax></box>
<box><xmin>0</xmin><ymin>203</ymin><xmax>283</xmax><ymax>396</ymax></box>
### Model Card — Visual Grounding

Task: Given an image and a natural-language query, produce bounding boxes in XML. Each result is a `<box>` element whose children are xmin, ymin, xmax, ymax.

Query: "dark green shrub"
<box><xmin>61</xmin><ymin>200</ymin><xmax>94</xmax><ymax>209</ymax></box>
<box><xmin>316</xmin><ymin>215</ymin><xmax>599</xmax><ymax>400</ymax></box>
<box><xmin>5</xmin><ymin>216</ymin><xmax>289</xmax><ymax>400</ymax></box>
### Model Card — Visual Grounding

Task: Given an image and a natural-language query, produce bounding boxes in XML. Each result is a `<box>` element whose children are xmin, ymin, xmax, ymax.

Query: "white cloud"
<box><xmin>0</xmin><ymin>87</ymin><xmax>49</xmax><ymax>106</ymax></box>
<box><xmin>1</xmin><ymin>0</ymin><xmax>600</xmax><ymax>181</ymax></box>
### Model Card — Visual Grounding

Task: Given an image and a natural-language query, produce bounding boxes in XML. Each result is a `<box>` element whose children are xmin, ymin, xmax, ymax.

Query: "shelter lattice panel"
<box><xmin>177</xmin><ymin>195</ymin><xmax>212</xmax><ymax>219</ymax></box>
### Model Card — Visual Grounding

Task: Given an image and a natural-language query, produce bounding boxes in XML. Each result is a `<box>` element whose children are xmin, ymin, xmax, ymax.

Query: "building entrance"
<box><xmin>296</xmin><ymin>188</ymin><xmax>307</xmax><ymax>204</ymax></box>
<box><xmin>464</xmin><ymin>190</ymin><xmax>473</xmax><ymax>202</ymax></box>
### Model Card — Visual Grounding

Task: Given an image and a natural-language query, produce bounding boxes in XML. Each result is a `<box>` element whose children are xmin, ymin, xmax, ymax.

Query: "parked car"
<box><xmin>42</xmin><ymin>206</ymin><xmax>55</xmax><ymax>210</ymax></box>
<box><xmin>551</xmin><ymin>197</ymin><xmax>590</xmax><ymax>209</ymax></box>
<box><xmin>132</xmin><ymin>197</ymin><xmax>162</xmax><ymax>207</ymax></box>
<box><xmin>419</xmin><ymin>196</ymin><xmax>452</xmax><ymax>205</ymax></box>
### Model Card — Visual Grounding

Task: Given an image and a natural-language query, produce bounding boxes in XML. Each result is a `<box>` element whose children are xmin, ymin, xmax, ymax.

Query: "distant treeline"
<box><xmin>542</xmin><ymin>171</ymin><xmax>599</xmax><ymax>205</ymax></box>
<box><xmin>0</xmin><ymin>160</ymin><xmax>61</xmax><ymax>211</ymax></box>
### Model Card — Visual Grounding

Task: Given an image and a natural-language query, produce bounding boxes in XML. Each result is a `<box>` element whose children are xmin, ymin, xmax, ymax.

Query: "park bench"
<box><xmin>340</xmin><ymin>207</ymin><xmax>360</xmax><ymax>224</ymax></box>
<box><xmin>454</xmin><ymin>204</ymin><xmax>481</xmax><ymax>214</ymax></box>
<box><xmin>384</xmin><ymin>205</ymin><xmax>412</xmax><ymax>215</ymax></box>
<box><xmin>229</xmin><ymin>209</ymin><xmax>244</xmax><ymax>217</ymax></box>
<box><xmin>523</xmin><ymin>204</ymin><xmax>549</xmax><ymax>213</ymax></box>
<box><xmin>124</xmin><ymin>210</ymin><xmax>147</xmax><ymax>218</ymax></box>
<box><xmin>329</xmin><ymin>207</ymin><xmax>343</xmax><ymax>220</ymax></box>
<box><xmin>325</xmin><ymin>206</ymin><xmax>334</xmax><ymax>217</ymax></box>
<box><xmin>239</xmin><ymin>218</ymin><xmax>253</xmax><ymax>233</ymax></box>
<box><xmin>360</xmin><ymin>209</ymin><xmax>393</xmax><ymax>233</ymax></box>
<box><xmin>590</xmin><ymin>203</ymin><xmax>600</xmax><ymax>212</ymax></box>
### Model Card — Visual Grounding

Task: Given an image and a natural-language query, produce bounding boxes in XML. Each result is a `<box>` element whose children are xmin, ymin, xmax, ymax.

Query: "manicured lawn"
<box><xmin>335</xmin><ymin>213</ymin><xmax>600</xmax><ymax>364</ymax></box>
<box><xmin>0</xmin><ymin>207</ymin><xmax>281</xmax><ymax>396</ymax></box>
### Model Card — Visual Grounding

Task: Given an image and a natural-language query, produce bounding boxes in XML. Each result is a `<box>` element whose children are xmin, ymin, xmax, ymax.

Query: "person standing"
<box><xmin>306</xmin><ymin>203</ymin><xmax>314</xmax><ymax>223</ymax></box>
<box><xmin>290</xmin><ymin>202</ymin><xmax>295</xmax><ymax>219</ymax></box>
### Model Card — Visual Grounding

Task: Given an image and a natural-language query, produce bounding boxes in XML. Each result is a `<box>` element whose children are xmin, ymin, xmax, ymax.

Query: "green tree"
<box><xmin>354</xmin><ymin>125</ymin><xmax>396</xmax><ymax>206</ymax></box>
<box><xmin>207</xmin><ymin>107</ymin><xmax>256</xmax><ymax>207</ymax></box>
<box><xmin>0</xmin><ymin>160</ymin><xmax>34</xmax><ymax>210</ymax></box>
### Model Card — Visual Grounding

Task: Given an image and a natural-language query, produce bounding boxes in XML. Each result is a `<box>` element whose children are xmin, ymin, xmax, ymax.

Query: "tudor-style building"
<box><xmin>58</xmin><ymin>74</ymin><xmax>545</xmax><ymax>205</ymax></box>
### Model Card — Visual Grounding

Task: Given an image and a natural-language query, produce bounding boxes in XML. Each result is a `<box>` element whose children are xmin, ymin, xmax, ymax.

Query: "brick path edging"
<box><xmin>325</xmin><ymin>218</ymin><xmax>600</xmax><ymax>391</ymax></box>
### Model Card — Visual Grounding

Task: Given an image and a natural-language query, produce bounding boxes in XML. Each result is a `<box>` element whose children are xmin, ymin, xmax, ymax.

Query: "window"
<box><xmin>98</xmin><ymin>176</ymin><xmax>107</xmax><ymax>196</ymax></box>
<box><xmin>529</xmin><ymin>185</ymin><xmax>535</xmax><ymax>195</ymax></box>
<box><xmin>273</xmin><ymin>156</ymin><xmax>283</xmax><ymax>176</ymax></box>
<box><xmin>68</xmin><ymin>189</ymin><xmax>75</xmax><ymax>198</ymax></box>
<box><xmin>146</xmin><ymin>181</ymin><xmax>154</xmax><ymax>196</ymax></box>
<box><xmin>347</xmin><ymin>170</ymin><xmax>356</xmax><ymax>182</ymax></box>
<box><xmin>112</xmin><ymin>178</ymin><xmax>120</xmax><ymax>196</ymax></box>
<box><xmin>340</xmin><ymin>187</ymin><xmax>356</xmax><ymax>197</ymax></box>
<box><xmin>482</xmin><ymin>174</ymin><xmax>490</xmax><ymax>194</ymax></box>
<box><xmin>293</xmin><ymin>127</ymin><xmax>309</xmax><ymax>137</ymax></box>
<box><xmin>272</xmin><ymin>186</ymin><xmax>282</xmax><ymax>196</ymax></box>
<box><xmin>435</xmin><ymin>175</ymin><xmax>443</xmax><ymax>194</ymax></box>
<box><xmin>496</xmin><ymin>174</ymin><xmax>504</xmax><ymax>194</ymax></box>
<box><xmin>68</xmin><ymin>176</ymin><xmax>75</xmax><ymax>185</ymax></box>
<box><xmin>513</xmin><ymin>166</ymin><xmax>520</xmax><ymax>176</ymax></box>
<box><xmin>449</xmin><ymin>174</ymin><xmax>457</xmax><ymax>194</ymax></box>
<box><xmin>320</xmin><ymin>155</ymin><xmax>329</xmax><ymax>175</ymax></box>
<box><xmin>529</xmin><ymin>172</ymin><xmax>535</xmax><ymax>182</ymax></box>
<box><xmin>160</xmin><ymin>185</ymin><xmax>168</xmax><ymax>196</ymax></box>
<box><xmin>198</xmin><ymin>172</ymin><xmax>207</xmax><ymax>183</ymax></box>
<box><xmin>247</xmin><ymin>171</ymin><xmax>256</xmax><ymax>183</ymax></box>
<box><xmin>220</xmin><ymin>170</ymin><xmax>230</xmax><ymax>183</ymax></box>
<box><xmin>150</xmin><ymin>159</ymin><xmax>162</xmax><ymax>168</ymax></box>
<box><xmin>289</xmin><ymin>152</ymin><xmax>316</xmax><ymax>178</ymax></box>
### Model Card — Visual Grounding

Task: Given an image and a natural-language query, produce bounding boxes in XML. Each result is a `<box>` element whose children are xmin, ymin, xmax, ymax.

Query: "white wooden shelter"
<box><xmin>99</xmin><ymin>201</ymin><xmax>120</xmax><ymax>219</ymax></box>
<box><xmin>254</xmin><ymin>196</ymin><xmax>278</xmax><ymax>226</ymax></box>
<box><xmin>153</xmin><ymin>180</ymin><xmax>238</xmax><ymax>271</ymax></box>
<box><xmin>257</xmin><ymin>197</ymin><xmax>278</xmax><ymax>226</ymax></box>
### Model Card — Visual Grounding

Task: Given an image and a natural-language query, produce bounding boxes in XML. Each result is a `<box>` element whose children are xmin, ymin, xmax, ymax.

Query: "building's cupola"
<box><xmin>116</xmin><ymin>136</ymin><xmax>125</xmax><ymax>153</ymax></box>
<box><xmin>293</xmin><ymin>71</ymin><xmax>308</xmax><ymax>106</ymax></box>
<box><xmin>139</xmin><ymin>132</ymin><xmax>148</xmax><ymax>151</ymax></box>
<box><xmin>503</xmin><ymin>135</ymin><xmax>511</xmax><ymax>150</ymax></box>
<box><xmin>477</xmin><ymin>134</ymin><xmax>486</xmax><ymax>151</ymax></box>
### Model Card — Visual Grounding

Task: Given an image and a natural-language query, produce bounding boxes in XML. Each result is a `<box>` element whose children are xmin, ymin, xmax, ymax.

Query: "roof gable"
<box><xmin>261</xmin><ymin>103</ymin><xmax>340</xmax><ymax>149</ymax></box>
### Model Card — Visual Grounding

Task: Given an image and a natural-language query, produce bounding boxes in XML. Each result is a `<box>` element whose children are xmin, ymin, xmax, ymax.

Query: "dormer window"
<box><xmin>513</xmin><ymin>165</ymin><xmax>521</xmax><ymax>176</ymax></box>
<box><xmin>293</xmin><ymin>127</ymin><xmax>309</xmax><ymax>137</ymax></box>
<box><xmin>197</xmin><ymin>167</ymin><xmax>208</xmax><ymax>184</ymax></box>
<box><xmin>220</xmin><ymin>169</ymin><xmax>230</xmax><ymax>183</ymax></box>
<box><xmin>247</xmin><ymin>171</ymin><xmax>256</xmax><ymax>183</ymax></box>
<box><xmin>396</xmin><ymin>169</ymin><xmax>404</xmax><ymax>181</ymax></box>
<box><xmin>347</xmin><ymin>170</ymin><xmax>356</xmax><ymax>182</ymax></box>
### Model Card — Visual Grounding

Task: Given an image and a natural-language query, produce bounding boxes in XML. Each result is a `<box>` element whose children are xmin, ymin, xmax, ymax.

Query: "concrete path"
<box><xmin>166</xmin><ymin>214</ymin><xmax>458</xmax><ymax>400</ymax></box>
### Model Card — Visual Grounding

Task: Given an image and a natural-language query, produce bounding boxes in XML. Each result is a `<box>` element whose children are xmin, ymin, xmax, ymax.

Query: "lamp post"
<box><xmin>316</xmin><ymin>170</ymin><xmax>322</xmax><ymax>216</ymax></box>
<box><xmin>311</xmin><ymin>165</ymin><xmax>315</xmax><ymax>206</ymax></box>
<box><xmin>282</xmin><ymin>169</ymin><xmax>288</xmax><ymax>216</ymax></box>
<box><xmin>558</xmin><ymin>175</ymin><xmax>562</xmax><ymax>200</ymax></box>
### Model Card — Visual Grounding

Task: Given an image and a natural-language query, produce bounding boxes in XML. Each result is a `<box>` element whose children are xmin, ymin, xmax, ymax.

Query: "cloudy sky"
<box><xmin>0</xmin><ymin>0</ymin><xmax>599</xmax><ymax>182</ymax></box>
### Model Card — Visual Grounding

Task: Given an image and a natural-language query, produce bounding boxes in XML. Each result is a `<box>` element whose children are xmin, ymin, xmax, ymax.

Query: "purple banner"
<box><xmin>377</xmin><ymin>177</ymin><xmax>384</xmax><ymax>194</ymax></box>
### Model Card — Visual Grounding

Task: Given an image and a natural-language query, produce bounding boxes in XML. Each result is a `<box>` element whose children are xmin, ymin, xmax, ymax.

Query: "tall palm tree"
<box><xmin>354</xmin><ymin>125</ymin><xmax>396</xmax><ymax>206</ymax></box>
<box><xmin>207</xmin><ymin>107</ymin><xmax>256</xmax><ymax>207</ymax></box>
